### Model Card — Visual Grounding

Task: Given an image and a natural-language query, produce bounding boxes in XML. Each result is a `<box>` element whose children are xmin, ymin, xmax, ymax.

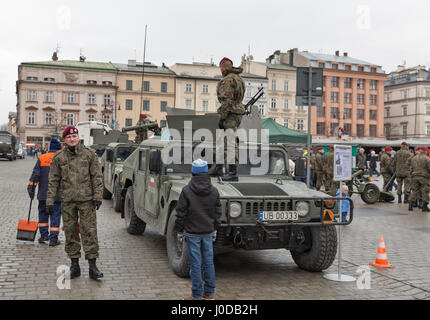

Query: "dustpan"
<box><xmin>17</xmin><ymin>198</ymin><xmax>38</xmax><ymax>241</ymax></box>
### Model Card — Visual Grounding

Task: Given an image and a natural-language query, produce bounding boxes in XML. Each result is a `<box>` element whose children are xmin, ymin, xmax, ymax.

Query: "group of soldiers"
<box><xmin>379</xmin><ymin>142</ymin><xmax>430</xmax><ymax>212</ymax></box>
<box><xmin>310</xmin><ymin>146</ymin><xmax>339</xmax><ymax>196</ymax></box>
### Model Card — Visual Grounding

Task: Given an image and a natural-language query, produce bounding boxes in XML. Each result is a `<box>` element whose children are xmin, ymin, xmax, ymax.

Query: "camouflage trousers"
<box><xmin>62</xmin><ymin>201</ymin><xmax>99</xmax><ymax>260</ymax></box>
<box><xmin>382</xmin><ymin>173</ymin><xmax>393</xmax><ymax>190</ymax></box>
<box><xmin>396</xmin><ymin>176</ymin><xmax>411</xmax><ymax>196</ymax></box>
<box><xmin>216</xmin><ymin>113</ymin><xmax>242</xmax><ymax>165</ymax></box>
<box><xmin>324</xmin><ymin>173</ymin><xmax>332</xmax><ymax>191</ymax></box>
<box><xmin>410</xmin><ymin>176</ymin><xmax>430</xmax><ymax>203</ymax></box>
<box><xmin>315</xmin><ymin>171</ymin><xmax>325</xmax><ymax>190</ymax></box>
<box><xmin>326</xmin><ymin>175</ymin><xmax>339</xmax><ymax>196</ymax></box>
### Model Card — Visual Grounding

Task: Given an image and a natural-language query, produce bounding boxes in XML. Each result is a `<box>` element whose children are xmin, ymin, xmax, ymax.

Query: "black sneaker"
<box><xmin>38</xmin><ymin>237</ymin><xmax>49</xmax><ymax>244</ymax></box>
<box><xmin>49</xmin><ymin>239</ymin><xmax>61</xmax><ymax>247</ymax></box>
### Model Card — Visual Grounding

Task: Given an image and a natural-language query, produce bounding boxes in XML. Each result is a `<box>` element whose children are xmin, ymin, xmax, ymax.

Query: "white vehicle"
<box><xmin>76</xmin><ymin>121</ymin><xmax>111</xmax><ymax>147</ymax></box>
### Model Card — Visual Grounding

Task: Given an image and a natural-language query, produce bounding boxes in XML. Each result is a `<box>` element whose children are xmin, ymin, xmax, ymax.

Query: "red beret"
<box><xmin>401</xmin><ymin>142</ymin><xmax>408</xmax><ymax>146</ymax></box>
<box><xmin>140</xmin><ymin>114</ymin><xmax>148</xmax><ymax>120</ymax></box>
<box><xmin>385</xmin><ymin>146</ymin><xmax>393</xmax><ymax>152</ymax></box>
<box><xmin>329</xmin><ymin>146</ymin><xmax>334</xmax><ymax>151</ymax></box>
<box><xmin>62</xmin><ymin>126</ymin><xmax>79</xmax><ymax>138</ymax></box>
<box><xmin>219</xmin><ymin>57</ymin><xmax>233</xmax><ymax>66</ymax></box>
<box><xmin>317</xmin><ymin>147</ymin><xmax>324</xmax><ymax>151</ymax></box>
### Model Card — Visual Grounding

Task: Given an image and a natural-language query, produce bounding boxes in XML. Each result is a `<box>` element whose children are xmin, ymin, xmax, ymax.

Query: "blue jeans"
<box><xmin>369</xmin><ymin>167</ymin><xmax>380</xmax><ymax>177</ymax></box>
<box><xmin>185</xmin><ymin>235</ymin><xmax>216</xmax><ymax>299</ymax></box>
<box><xmin>342</xmin><ymin>212</ymin><xmax>348</xmax><ymax>223</ymax></box>
<box><xmin>38</xmin><ymin>201</ymin><xmax>62</xmax><ymax>242</ymax></box>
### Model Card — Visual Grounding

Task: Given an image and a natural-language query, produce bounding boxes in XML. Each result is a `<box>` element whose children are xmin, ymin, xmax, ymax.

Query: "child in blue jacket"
<box><xmin>336</xmin><ymin>184</ymin><xmax>351</xmax><ymax>223</ymax></box>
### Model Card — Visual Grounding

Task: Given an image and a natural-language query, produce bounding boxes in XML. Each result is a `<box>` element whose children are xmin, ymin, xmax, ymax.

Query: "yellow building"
<box><xmin>114</xmin><ymin>60</ymin><xmax>176</xmax><ymax>134</ymax></box>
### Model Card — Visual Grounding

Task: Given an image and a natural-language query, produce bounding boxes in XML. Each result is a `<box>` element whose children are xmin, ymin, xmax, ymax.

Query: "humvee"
<box><xmin>101</xmin><ymin>142</ymin><xmax>137</xmax><ymax>212</ymax></box>
<box><xmin>120</xmin><ymin>137</ymin><xmax>353</xmax><ymax>278</ymax></box>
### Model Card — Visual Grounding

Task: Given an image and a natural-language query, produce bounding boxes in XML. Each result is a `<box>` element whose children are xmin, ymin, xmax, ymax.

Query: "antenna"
<box><xmin>140</xmin><ymin>25</ymin><xmax>148</xmax><ymax>114</ymax></box>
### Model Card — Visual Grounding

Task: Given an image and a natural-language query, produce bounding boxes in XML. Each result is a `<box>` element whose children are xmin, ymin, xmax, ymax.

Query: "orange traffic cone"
<box><xmin>369</xmin><ymin>235</ymin><xmax>394</xmax><ymax>268</ymax></box>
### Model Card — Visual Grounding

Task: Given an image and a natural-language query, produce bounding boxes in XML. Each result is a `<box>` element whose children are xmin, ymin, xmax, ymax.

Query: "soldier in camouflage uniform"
<box><xmin>408</xmin><ymin>146</ymin><xmax>430</xmax><ymax>212</ymax></box>
<box><xmin>393</xmin><ymin>142</ymin><xmax>412</xmax><ymax>203</ymax></box>
<box><xmin>324</xmin><ymin>146</ymin><xmax>338</xmax><ymax>196</ymax></box>
<box><xmin>46</xmin><ymin>126</ymin><xmax>104</xmax><ymax>280</ymax></box>
<box><xmin>310</xmin><ymin>147</ymin><xmax>317</xmax><ymax>188</ymax></box>
<box><xmin>210</xmin><ymin>57</ymin><xmax>245</xmax><ymax>182</ymax></box>
<box><xmin>135</xmin><ymin>114</ymin><xmax>149</xmax><ymax>144</ymax></box>
<box><xmin>380</xmin><ymin>146</ymin><xmax>394</xmax><ymax>191</ymax></box>
<box><xmin>315</xmin><ymin>147</ymin><xmax>326</xmax><ymax>191</ymax></box>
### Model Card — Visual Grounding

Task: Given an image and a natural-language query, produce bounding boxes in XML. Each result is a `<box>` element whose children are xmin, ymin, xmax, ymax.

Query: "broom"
<box><xmin>17</xmin><ymin>191</ymin><xmax>39</xmax><ymax>241</ymax></box>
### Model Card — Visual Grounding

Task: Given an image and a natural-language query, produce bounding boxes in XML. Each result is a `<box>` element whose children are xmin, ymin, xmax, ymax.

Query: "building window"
<box><xmin>258</xmin><ymin>105</ymin><xmax>265</xmax><ymax>116</ymax></box>
<box><xmin>143</xmin><ymin>81</ymin><xmax>150</xmax><ymax>92</ymax></box>
<box><xmin>126</xmin><ymin>99</ymin><xmax>133</xmax><ymax>110</ymax></box>
<box><xmin>26</xmin><ymin>76</ymin><xmax>38</xmax><ymax>81</ymax></box>
<box><xmin>45</xmin><ymin>91</ymin><xmax>53</xmax><ymax>103</ymax></box>
<box><xmin>345</xmin><ymin>65</ymin><xmax>352</xmax><ymax>71</ymax></box>
<box><xmin>344</xmin><ymin>124</ymin><xmax>351</xmax><ymax>135</ymax></box>
<box><xmin>125</xmin><ymin>118</ymin><xmax>133</xmax><ymax>127</ymax></box>
<box><xmin>402</xmin><ymin>125</ymin><xmax>407</xmax><ymax>138</ymax></box>
<box><xmin>271</xmin><ymin>98</ymin><xmax>277</xmax><ymax>109</ymax></box>
<box><xmin>185</xmin><ymin>99</ymin><xmax>192</xmax><ymax>109</ymax></box>
<box><xmin>386</xmin><ymin>108</ymin><xmax>390</xmax><ymax>118</ymax></box>
<box><xmin>104</xmin><ymin>95</ymin><xmax>111</xmax><ymax>106</ymax></box>
<box><xmin>331</xmin><ymin>77</ymin><xmax>339</xmax><ymax>88</ymax></box>
<box><xmin>103</xmin><ymin>114</ymin><xmax>110</xmax><ymax>125</ymax></box>
<box><xmin>284</xmin><ymin>81</ymin><xmax>289</xmax><ymax>92</ymax></box>
<box><xmin>402</xmin><ymin>90</ymin><xmax>408</xmax><ymax>99</ymax></box>
<box><xmin>160</xmin><ymin>101</ymin><xmax>167</xmax><ymax>112</ymax></box>
<box><xmin>344</xmin><ymin>78</ymin><xmax>352</xmax><ymax>88</ymax></box>
<box><xmin>66</xmin><ymin>92</ymin><xmax>75</xmax><ymax>104</ymax></box>
<box><xmin>358</xmin><ymin>66</ymin><xmax>364</xmax><ymax>72</ymax></box>
<box><xmin>202</xmin><ymin>84</ymin><xmax>208</xmax><ymax>94</ymax></box>
<box><xmin>344</xmin><ymin>108</ymin><xmax>352</xmax><ymax>119</ymax></box>
<box><xmin>426</xmin><ymin>104</ymin><xmax>430</xmax><ymax>115</ymax></box>
<box><xmin>246</xmin><ymin>89</ymin><xmax>252</xmax><ymax>98</ymax></box>
<box><xmin>161</xmin><ymin>82</ymin><xmax>168</xmax><ymax>93</ymax></box>
<box><xmin>185</xmin><ymin>83</ymin><xmax>192</xmax><ymax>93</ymax></box>
<box><xmin>317</xmin><ymin>106</ymin><xmax>325</xmax><ymax>118</ymax></box>
<box><xmin>143</xmin><ymin>100</ymin><xmax>150</xmax><ymax>111</ymax></box>
<box><xmin>357</xmin><ymin>79</ymin><xmax>365</xmax><ymax>89</ymax></box>
<box><xmin>427</xmin><ymin>125</ymin><xmax>430</xmax><ymax>136</ymax></box>
<box><xmin>403</xmin><ymin>106</ymin><xmax>408</xmax><ymax>116</ymax></box>
<box><xmin>332</xmin><ymin>64</ymin><xmax>338</xmax><ymax>70</ymax></box>
<box><xmin>357</xmin><ymin>124</ymin><xmax>364</xmax><ymax>137</ymax></box>
<box><xmin>370</xmin><ymin>80</ymin><xmax>377</xmax><ymax>90</ymax></box>
<box><xmin>297</xmin><ymin>119</ymin><xmax>304</xmax><ymax>131</ymax></box>
<box><xmin>357</xmin><ymin>109</ymin><xmax>364</xmax><ymax>120</ymax></box>
<box><xmin>317</xmin><ymin>122</ymin><xmax>325</xmax><ymax>135</ymax></box>
<box><xmin>45</xmin><ymin>112</ymin><xmax>52</xmax><ymax>125</ymax></box>
<box><xmin>297</xmin><ymin>105</ymin><xmax>304</xmax><ymax>111</ymax></box>
<box><xmin>369</xmin><ymin>110</ymin><xmax>377</xmax><ymax>120</ymax></box>
<box><xmin>330</xmin><ymin>92</ymin><xmax>339</xmax><ymax>103</ymax></box>
<box><xmin>384</xmin><ymin>125</ymin><xmax>391</xmax><ymax>138</ymax></box>
<box><xmin>202</xmin><ymin>100</ymin><xmax>209</xmax><ymax>112</ymax></box>
<box><xmin>28</xmin><ymin>90</ymin><xmax>37</xmax><ymax>101</ymax></box>
<box><xmin>66</xmin><ymin>113</ymin><xmax>75</xmax><ymax>126</ymax></box>
<box><xmin>370</xmin><ymin>95</ymin><xmax>377</xmax><ymax>105</ymax></box>
<box><xmin>318</xmin><ymin>62</ymin><xmax>325</xmax><ymax>68</ymax></box>
<box><xmin>371</xmin><ymin>67</ymin><xmax>377</xmax><ymax>73</ymax></box>
<box><xmin>271</xmin><ymin>79</ymin><xmax>276</xmax><ymax>91</ymax></box>
<box><xmin>330</xmin><ymin>107</ymin><xmax>339</xmax><ymax>119</ymax></box>
<box><xmin>344</xmin><ymin>93</ymin><xmax>352</xmax><ymax>104</ymax></box>
<box><xmin>369</xmin><ymin>125</ymin><xmax>377</xmax><ymax>137</ymax></box>
<box><xmin>330</xmin><ymin>123</ymin><xmax>339</xmax><ymax>135</ymax></box>
<box><xmin>284</xmin><ymin>99</ymin><xmax>289</xmax><ymax>110</ymax></box>
<box><xmin>357</xmin><ymin>94</ymin><xmax>364</xmax><ymax>105</ymax></box>
<box><xmin>126</xmin><ymin>80</ymin><xmax>133</xmax><ymax>91</ymax></box>
<box><xmin>88</xmin><ymin>114</ymin><xmax>95</xmax><ymax>122</ymax></box>
<box><xmin>88</xmin><ymin>94</ymin><xmax>95</xmax><ymax>105</ymax></box>
<box><xmin>425</xmin><ymin>88</ymin><xmax>430</xmax><ymax>98</ymax></box>
<box><xmin>284</xmin><ymin>119</ymin><xmax>289</xmax><ymax>128</ymax></box>
<box><xmin>28</xmin><ymin>112</ymin><xmax>35</xmax><ymax>125</ymax></box>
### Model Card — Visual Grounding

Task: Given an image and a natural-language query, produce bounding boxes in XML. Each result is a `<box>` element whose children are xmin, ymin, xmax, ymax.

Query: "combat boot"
<box><xmin>398</xmin><ymin>195</ymin><xmax>402</xmax><ymax>204</ymax></box>
<box><xmin>408</xmin><ymin>202</ymin><xmax>414</xmax><ymax>212</ymax></box>
<box><xmin>69</xmin><ymin>258</ymin><xmax>81</xmax><ymax>279</ymax></box>
<box><xmin>88</xmin><ymin>259</ymin><xmax>103</xmax><ymax>280</ymax></box>
<box><xmin>222</xmin><ymin>165</ymin><xmax>238</xmax><ymax>182</ymax></box>
<box><xmin>422</xmin><ymin>202</ymin><xmax>430</xmax><ymax>212</ymax></box>
<box><xmin>208</xmin><ymin>164</ymin><xmax>223</xmax><ymax>177</ymax></box>
<box><xmin>404</xmin><ymin>195</ymin><xmax>409</xmax><ymax>204</ymax></box>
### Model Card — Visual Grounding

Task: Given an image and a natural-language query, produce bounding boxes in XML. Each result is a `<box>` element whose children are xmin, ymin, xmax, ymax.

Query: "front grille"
<box><xmin>245</xmin><ymin>201</ymin><xmax>293</xmax><ymax>215</ymax></box>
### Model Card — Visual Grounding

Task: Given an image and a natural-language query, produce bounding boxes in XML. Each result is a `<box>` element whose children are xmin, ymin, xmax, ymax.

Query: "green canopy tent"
<box><xmin>261</xmin><ymin>118</ymin><xmax>308</xmax><ymax>144</ymax></box>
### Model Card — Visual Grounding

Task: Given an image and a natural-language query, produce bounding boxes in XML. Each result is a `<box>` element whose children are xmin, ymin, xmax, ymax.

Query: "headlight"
<box><xmin>229</xmin><ymin>202</ymin><xmax>242</xmax><ymax>218</ymax></box>
<box><xmin>296</xmin><ymin>201</ymin><xmax>310</xmax><ymax>217</ymax></box>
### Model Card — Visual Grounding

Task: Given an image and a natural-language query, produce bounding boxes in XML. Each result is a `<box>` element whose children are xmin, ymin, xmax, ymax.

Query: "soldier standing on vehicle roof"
<box><xmin>380</xmin><ymin>146</ymin><xmax>394</xmax><ymax>191</ymax></box>
<box><xmin>46</xmin><ymin>126</ymin><xmax>104</xmax><ymax>280</ymax></box>
<box><xmin>393</xmin><ymin>142</ymin><xmax>412</xmax><ymax>204</ymax></box>
<box><xmin>408</xmin><ymin>146</ymin><xmax>430</xmax><ymax>212</ymax></box>
<box><xmin>208</xmin><ymin>57</ymin><xmax>245</xmax><ymax>182</ymax></box>
<box><xmin>135</xmin><ymin>114</ymin><xmax>149</xmax><ymax>144</ymax></box>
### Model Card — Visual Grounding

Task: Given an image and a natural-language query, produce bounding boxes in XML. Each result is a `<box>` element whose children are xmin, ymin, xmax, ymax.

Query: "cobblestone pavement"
<box><xmin>1</xmin><ymin>158</ymin><xmax>430</xmax><ymax>300</ymax></box>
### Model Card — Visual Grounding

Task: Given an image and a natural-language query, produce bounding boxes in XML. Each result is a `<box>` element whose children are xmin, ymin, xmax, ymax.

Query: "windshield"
<box><xmin>0</xmin><ymin>135</ymin><xmax>11</xmax><ymax>144</ymax></box>
<box><xmin>116</xmin><ymin>146</ymin><xmax>136</xmax><ymax>162</ymax></box>
<box><xmin>166</xmin><ymin>149</ymin><xmax>288</xmax><ymax>176</ymax></box>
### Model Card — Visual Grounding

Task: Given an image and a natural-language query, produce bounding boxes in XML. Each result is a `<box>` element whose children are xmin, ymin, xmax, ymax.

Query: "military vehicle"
<box><xmin>101</xmin><ymin>142</ymin><xmax>138</xmax><ymax>212</ymax></box>
<box><xmin>0</xmin><ymin>131</ymin><xmax>18</xmax><ymax>161</ymax></box>
<box><xmin>119</xmin><ymin>114</ymin><xmax>352</xmax><ymax>278</ymax></box>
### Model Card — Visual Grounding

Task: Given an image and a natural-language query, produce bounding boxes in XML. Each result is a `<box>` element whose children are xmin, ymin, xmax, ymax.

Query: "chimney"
<box><xmin>335</xmin><ymin>51</ymin><xmax>340</xmax><ymax>56</ymax></box>
<box><xmin>343</xmin><ymin>52</ymin><xmax>348</xmax><ymax>57</ymax></box>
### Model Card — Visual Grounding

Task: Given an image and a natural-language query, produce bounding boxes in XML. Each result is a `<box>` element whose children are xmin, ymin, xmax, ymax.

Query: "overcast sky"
<box><xmin>1</xmin><ymin>0</ymin><xmax>430</xmax><ymax>124</ymax></box>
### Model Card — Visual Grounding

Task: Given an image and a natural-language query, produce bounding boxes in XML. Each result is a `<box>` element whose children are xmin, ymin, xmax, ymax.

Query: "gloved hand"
<box><xmin>46</xmin><ymin>205</ymin><xmax>54</xmax><ymax>215</ymax></box>
<box><xmin>27</xmin><ymin>185</ymin><xmax>35</xmax><ymax>200</ymax></box>
<box><xmin>212</xmin><ymin>231</ymin><xmax>217</xmax><ymax>243</ymax></box>
<box><xmin>92</xmin><ymin>200</ymin><xmax>102</xmax><ymax>210</ymax></box>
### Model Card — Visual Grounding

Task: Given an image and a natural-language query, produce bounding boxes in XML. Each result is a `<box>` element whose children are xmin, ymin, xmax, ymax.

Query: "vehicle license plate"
<box><xmin>259</xmin><ymin>211</ymin><xmax>299</xmax><ymax>222</ymax></box>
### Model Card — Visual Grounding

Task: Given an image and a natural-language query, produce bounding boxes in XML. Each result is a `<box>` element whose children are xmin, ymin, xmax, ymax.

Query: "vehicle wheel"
<box><xmin>291</xmin><ymin>225</ymin><xmax>337</xmax><ymax>272</ymax></box>
<box><xmin>112</xmin><ymin>179</ymin><xmax>123</xmax><ymax>213</ymax></box>
<box><xmin>166</xmin><ymin>210</ymin><xmax>190</xmax><ymax>278</ymax></box>
<box><xmin>124</xmin><ymin>186</ymin><xmax>146</xmax><ymax>235</ymax></box>
<box><xmin>361</xmin><ymin>184</ymin><xmax>380</xmax><ymax>204</ymax></box>
<box><xmin>102</xmin><ymin>185</ymin><xmax>112</xmax><ymax>200</ymax></box>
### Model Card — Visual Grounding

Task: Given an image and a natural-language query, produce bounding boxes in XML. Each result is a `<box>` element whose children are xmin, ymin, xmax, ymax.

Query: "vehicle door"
<box><xmin>144</xmin><ymin>148</ymin><xmax>161</xmax><ymax>218</ymax></box>
<box><xmin>135</xmin><ymin>148</ymin><xmax>148</xmax><ymax>211</ymax></box>
<box><xmin>104</xmin><ymin>148</ymin><xmax>114</xmax><ymax>189</ymax></box>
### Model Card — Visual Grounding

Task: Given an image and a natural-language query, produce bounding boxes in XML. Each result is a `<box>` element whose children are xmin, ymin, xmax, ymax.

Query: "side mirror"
<box><xmin>149</xmin><ymin>149</ymin><xmax>162</xmax><ymax>173</ymax></box>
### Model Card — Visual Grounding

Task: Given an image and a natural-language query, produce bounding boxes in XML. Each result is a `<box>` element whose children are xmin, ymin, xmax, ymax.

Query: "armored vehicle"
<box><xmin>101</xmin><ymin>142</ymin><xmax>138</xmax><ymax>212</ymax></box>
<box><xmin>119</xmin><ymin>117</ymin><xmax>353</xmax><ymax>277</ymax></box>
<box><xmin>0</xmin><ymin>131</ymin><xmax>18</xmax><ymax>161</ymax></box>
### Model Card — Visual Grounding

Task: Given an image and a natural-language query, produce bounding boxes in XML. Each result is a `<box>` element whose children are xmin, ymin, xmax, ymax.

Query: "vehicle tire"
<box><xmin>124</xmin><ymin>186</ymin><xmax>146</xmax><ymax>235</ymax></box>
<box><xmin>291</xmin><ymin>225</ymin><xmax>337</xmax><ymax>272</ymax></box>
<box><xmin>166</xmin><ymin>210</ymin><xmax>190</xmax><ymax>278</ymax></box>
<box><xmin>361</xmin><ymin>183</ymin><xmax>380</xmax><ymax>204</ymax></box>
<box><xmin>102</xmin><ymin>185</ymin><xmax>112</xmax><ymax>200</ymax></box>
<box><xmin>112</xmin><ymin>179</ymin><xmax>123</xmax><ymax>213</ymax></box>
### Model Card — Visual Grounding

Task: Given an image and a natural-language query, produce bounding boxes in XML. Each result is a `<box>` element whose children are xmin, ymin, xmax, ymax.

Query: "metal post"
<box><xmin>306</xmin><ymin>67</ymin><xmax>312</xmax><ymax>188</ymax></box>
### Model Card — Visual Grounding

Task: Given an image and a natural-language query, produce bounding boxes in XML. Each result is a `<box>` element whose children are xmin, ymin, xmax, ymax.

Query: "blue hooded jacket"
<box><xmin>336</xmin><ymin>188</ymin><xmax>350</xmax><ymax>213</ymax></box>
